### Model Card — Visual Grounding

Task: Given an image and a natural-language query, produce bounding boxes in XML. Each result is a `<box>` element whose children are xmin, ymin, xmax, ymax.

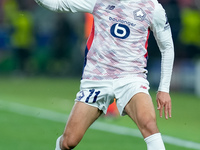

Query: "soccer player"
<box><xmin>35</xmin><ymin>0</ymin><xmax>174</xmax><ymax>150</ymax></box>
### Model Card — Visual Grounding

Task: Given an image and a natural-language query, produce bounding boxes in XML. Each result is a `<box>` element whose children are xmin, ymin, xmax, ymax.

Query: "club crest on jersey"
<box><xmin>133</xmin><ymin>9</ymin><xmax>146</xmax><ymax>22</ymax></box>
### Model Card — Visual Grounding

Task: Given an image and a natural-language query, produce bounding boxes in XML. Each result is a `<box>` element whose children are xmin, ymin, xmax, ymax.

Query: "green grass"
<box><xmin>0</xmin><ymin>77</ymin><xmax>200</xmax><ymax>149</ymax></box>
<box><xmin>0</xmin><ymin>110</ymin><xmax>64</xmax><ymax>150</ymax></box>
<box><xmin>156</xmin><ymin>92</ymin><xmax>200</xmax><ymax>143</ymax></box>
<box><xmin>0</xmin><ymin>77</ymin><xmax>80</xmax><ymax>113</ymax></box>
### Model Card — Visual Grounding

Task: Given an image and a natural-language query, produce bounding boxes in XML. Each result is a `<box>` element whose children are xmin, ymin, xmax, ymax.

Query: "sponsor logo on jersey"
<box><xmin>133</xmin><ymin>9</ymin><xmax>146</xmax><ymax>22</ymax></box>
<box><xmin>109</xmin><ymin>17</ymin><xmax>135</xmax><ymax>39</ymax></box>
<box><xmin>110</xmin><ymin>23</ymin><xmax>130</xmax><ymax>39</ymax></box>
<box><xmin>109</xmin><ymin>17</ymin><xmax>136</xmax><ymax>27</ymax></box>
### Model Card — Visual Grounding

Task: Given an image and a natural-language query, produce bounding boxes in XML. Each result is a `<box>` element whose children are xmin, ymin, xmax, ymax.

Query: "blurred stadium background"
<box><xmin>0</xmin><ymin>0</ymin><xmax>200</xmax><ymax>149</ymax></box>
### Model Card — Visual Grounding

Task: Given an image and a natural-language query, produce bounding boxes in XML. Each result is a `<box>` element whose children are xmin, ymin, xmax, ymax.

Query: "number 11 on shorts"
<box><xmin>85</xmin><ymin>89</ymin><xmax>100</xmax><ymax>103</ymax></box>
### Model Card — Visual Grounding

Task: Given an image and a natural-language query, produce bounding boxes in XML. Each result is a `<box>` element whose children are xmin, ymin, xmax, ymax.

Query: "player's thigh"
<box><xmin>124</xmin><ymin>93</ymin><xmax>158</xmax><ymax>135</ymax></box>
<box><xmin>125</xmin><ymin>92</ymin><xmax>155</xmax><ymax>118</ymax></box>
<box><xmin>63</xmin><ymin>101</ymin><xmax>102</xmax><ymax>141</ymax></box>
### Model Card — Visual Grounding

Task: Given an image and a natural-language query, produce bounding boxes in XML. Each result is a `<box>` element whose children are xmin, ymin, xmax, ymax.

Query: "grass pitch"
<box><xmin>0</xmin><ymin>77</ymin><xmax>199</xmax><ymax>149</ymax></box>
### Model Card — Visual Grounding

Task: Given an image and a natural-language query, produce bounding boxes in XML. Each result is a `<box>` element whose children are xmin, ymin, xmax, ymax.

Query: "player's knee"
<box><xmin>140</xmin><ymin>117</ymin><xmax>158</xmax><ymax>134</ymax></box>
<box><xmin>144</xmin><ymin>118</ymin><xmax>157</xmax><ymax>129</ymax></box>
<box><xmin>62</xmin><ymin>135</ymin><xmax>79</xmax><ymax>150</ymax></box>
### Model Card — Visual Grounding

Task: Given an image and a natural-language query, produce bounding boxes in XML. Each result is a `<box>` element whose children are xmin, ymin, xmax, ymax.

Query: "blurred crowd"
<box><xmin>0</xmin><ymin>0</ymin><xmax>200</xmax><ymax>76</ymax></box>
<box><xmin>148</xmin><ymin>0</ymin><xmax>200</xmax><ymax>60</ymax></box>
<box><xmin>0</xmin><ymin>0</ymin><xmax>85</xmax><ymax>75</ymax></box>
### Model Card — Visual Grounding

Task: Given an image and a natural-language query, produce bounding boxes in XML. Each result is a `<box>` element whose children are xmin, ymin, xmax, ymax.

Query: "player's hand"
<box><xmin>156</xmin><ymin>91</ymin><xmax>172</xmax><ymax>119</ymax></box>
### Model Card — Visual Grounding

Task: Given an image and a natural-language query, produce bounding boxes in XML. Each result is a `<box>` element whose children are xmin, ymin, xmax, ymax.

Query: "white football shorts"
<box><xmin>75</xmin><ymin>77</ymin><xmax>150</xmax><ymax>116</ymax></box>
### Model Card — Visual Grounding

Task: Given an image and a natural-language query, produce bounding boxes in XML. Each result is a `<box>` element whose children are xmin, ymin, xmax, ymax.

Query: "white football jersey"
<box><xmin>83</xmin><ymin>0</ymin><xmax>160</xmax><ymax>80</ymax></box>
<box><xmin>35</xmin><ymin>0</ymin><xmax>174</xmax><ymax>92</ymax></box>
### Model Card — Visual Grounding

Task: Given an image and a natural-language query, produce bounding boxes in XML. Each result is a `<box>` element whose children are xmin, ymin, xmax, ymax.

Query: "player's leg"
<box><xmin>124</xmin><ymin>93</ymin><xmax>165</xmax><ymax>150</ymax></box>
<box><xmin>56</xmin><ymin>79</ymin><xmax>113</xmax><ymax>150</ymax></box>
<box><xmin>57</xmin><ymin>101</ymin><xmax>102</xmax><ymax>150</ymax></box>
<box><xmin>125</xmin><ymin>93</ymin><xmax>158</xmax><ymax>137</ymax></box>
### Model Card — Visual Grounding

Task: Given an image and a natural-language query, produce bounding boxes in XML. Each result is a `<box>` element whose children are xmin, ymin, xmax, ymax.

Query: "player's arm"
<box><xmin>150</xmin><ymin>4</ymin><xmax>174</xmax><ymax>120</ymax></box>
<box><xmin>34</xmin><ymin>0</ymin><xmax>97</xmax><ymax>13</ymax></box>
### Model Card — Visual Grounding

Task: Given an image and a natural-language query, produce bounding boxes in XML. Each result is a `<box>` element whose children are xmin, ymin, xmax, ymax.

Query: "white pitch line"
<box><xmin>0</xmin><ymin>100</ymin><xmax>200</xmax><ymax>150</ymax></box>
